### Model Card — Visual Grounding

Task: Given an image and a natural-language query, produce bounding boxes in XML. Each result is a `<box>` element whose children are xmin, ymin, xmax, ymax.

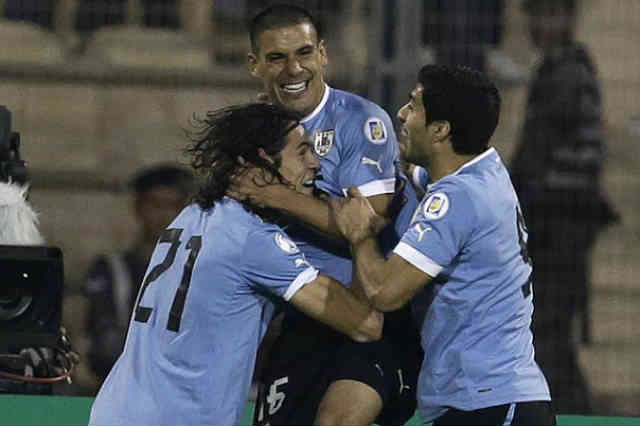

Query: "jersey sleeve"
<box><xmin>336</xmin><ymin>109</ymin><xmax>399</xmax><ymax>197</ymax></box>
<box><xmin>412</xmin><ymin>165</ymin><xmax>430</xmax><ymax>191</ymax></box>
<box><xmin>242</xmin><ymin>225</ymin><xmax>319</xmax><ymax>301</ymax></box>
<box><xmin>394</xmin><ymin>181</ymin><xmax>476</xmax><ymax>277</ymax></box>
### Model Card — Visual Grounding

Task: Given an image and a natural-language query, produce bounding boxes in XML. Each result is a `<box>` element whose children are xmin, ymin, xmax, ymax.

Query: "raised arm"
<box><xmin>228</xmin><ymin>169</ymin><xmax>393</xmax><ymax>240</ymax></box>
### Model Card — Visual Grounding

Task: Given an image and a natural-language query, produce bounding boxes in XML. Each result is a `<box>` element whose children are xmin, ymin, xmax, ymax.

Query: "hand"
<box><xmin>226</xmin><ymin>167</ymin><xmax>286</xmax><ymax>209</ymax></box>
<box><xmin>329</xmin><ymin>187</ymin><xmax>388</xmax><ymax>244</ymax></box>
<box><xmin>256</xmin><ymin>92</ymin><xmax>273</xmax><ymax>104</ymax></box>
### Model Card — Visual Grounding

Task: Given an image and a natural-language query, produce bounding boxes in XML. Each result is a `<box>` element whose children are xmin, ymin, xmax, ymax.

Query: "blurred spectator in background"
<box><xmin>74</xmin><ymin>0</ymin><xmax>180</xmax><ymax>35</ymax></box>
<box><xmin>3</xmin><ymin>0</ymin><xmax>56</xmax><ymax>30</ymax></box>
<box><xmin>510</xmin><ymin>0</ymin><xmax>619</xmax><ymax>415</ymax></box>
<box><xmin>84</xmin><ymin>164</ymin><xmax>194</xmax><ymax>382</ymax></box>
<box><xmin>422</xmin><ymin>0</ymin><xmax>527</xmax><ymax>85</ymax></box>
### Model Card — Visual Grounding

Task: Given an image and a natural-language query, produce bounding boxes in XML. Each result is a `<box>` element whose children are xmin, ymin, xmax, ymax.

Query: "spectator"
<box><xmin>74</xmin><ymin>0</ymin><xmax>180</xmax><ymax>36</ymax></box>
<box><xmin>84</xmin><ymin>164</ymin><xmax>194</xmax><ymax>381</ymax></box>
<box><xmin>3</xmin><ymin>0</ymin><xmax>56</xmax><ymax>30</ymax></box>
<box><xmin>510</xmin><ymin>0</ymin><xmax>619</xmax><ymax>414</ymax></box>
<box><xmin>423</xmin><ymin>0</ymin><xmax>527</xmax><ymax>85</ymax></box>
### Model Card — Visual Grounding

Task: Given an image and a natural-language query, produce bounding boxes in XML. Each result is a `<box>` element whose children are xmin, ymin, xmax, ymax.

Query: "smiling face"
<box><xmin>276</xmin><ymin>124</ymin><xmax>320</xmax><ymax>195</ymax></box>
<box><xmin>248</xmin><ymin>22</ymin><xmax>328</xmax><ymax>116</ymax></box>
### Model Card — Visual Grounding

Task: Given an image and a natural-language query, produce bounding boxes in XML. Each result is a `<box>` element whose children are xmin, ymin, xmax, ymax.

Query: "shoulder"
<box><xmin>423</xmin><ymin>177</ymin><xmax>478</xmax><ymax>222</ymax></box>
<box><xmin>328</xmin><ymin>88</ymin><xmax>394</xmax><ymax>144</ymax></box>
<box><xmin>329</xmin><ymin>88</ymin><xmax>392</xmax><ymax>123</ymax></box>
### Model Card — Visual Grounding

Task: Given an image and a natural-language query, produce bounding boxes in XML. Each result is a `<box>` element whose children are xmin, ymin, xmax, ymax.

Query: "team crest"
<box><xmin>364</xmin><ymin>118</ymin><xmax>387</xmax><ymax>144</ymax></box>
<box><xmin>423</xmin><ymin>193</ymin><xmax>449</xmax><ymax>220</ymax></box>
<box><xmin>313</xmin><ymin>129</ymin><xmax>335</xmax><ymax>157</ymax></box>
<box><xmin>275</xmin><ymin>233</ymin><xmax>299</xmax><ymax>254</ymax></box>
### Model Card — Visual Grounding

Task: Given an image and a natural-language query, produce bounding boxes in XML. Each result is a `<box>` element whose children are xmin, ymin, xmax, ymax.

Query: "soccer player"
<box><xmin>330</xmin><ymin>65</ymin><xmax>556</xmax><ymax>425</ymax></box>
<box><xmin>230</xmin><ymin>4</ymin><xmax>422</xmax><ymax>426</ymax></box>
<box><xmin>87</xmin><ymin>103</ymin><xmax>383</xmax><ymax>426</ymax></box>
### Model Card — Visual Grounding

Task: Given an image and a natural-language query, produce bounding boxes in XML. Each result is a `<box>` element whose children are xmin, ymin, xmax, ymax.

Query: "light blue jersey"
<box><xmin>89</xmin><ymin>199</ymin><xmax>319</xmax><ymax>426</ymax></box>
<box><xmin>287</xmin><ymin>85</ymin><xmax>418</xmax><ymax>283</ymax></box>
<box><xmin>410</xmin><ymin>165</ymin><xmax>430</xmax><ymax>193</ymax></box>
<box><xmin>394</xmin><ymin>148</ymin><xmax>550</xmax><ymax>421</ymax></box>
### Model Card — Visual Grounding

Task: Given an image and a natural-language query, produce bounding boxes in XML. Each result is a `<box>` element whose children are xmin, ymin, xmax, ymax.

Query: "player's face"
<box><xmin>397</xmin><ymin>85</ymin><xmax>432</xmax><ymax>165</ymax></box>
<box><xmin>248</xmin><ymin>22</ymin><xmax>328</xmax><ymax>116</ymax></box>
<box><xmin>277</xmin><ymin>124</ymin><xmax>320</xmax><ymax>195</ymax></box>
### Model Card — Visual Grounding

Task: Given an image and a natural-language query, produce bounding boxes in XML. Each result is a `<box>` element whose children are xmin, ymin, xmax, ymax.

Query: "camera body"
<box><xmin>0</xmin><ymin>105</ymin><xmax>28</xmax><ymax>185</ymax></box>
<box><xmin>0</xmin><ymin>245</ymin><xmax>64</xmax><ymax>352</ymax></box>
<box><xmin>0</xmin><ymin>106</ymin><xmax>63</xmax><ymax>352</ymax></box>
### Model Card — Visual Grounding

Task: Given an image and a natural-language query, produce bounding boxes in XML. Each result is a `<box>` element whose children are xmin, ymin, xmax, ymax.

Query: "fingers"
<box><xmin>256</xmin><ymin>92</ymin><xmax>273</xmax><ymax>103</ymax></box>
<box><xmin>346</xmin><ymin>186</ymin><xmax>364</xmax><ymax>199</ymax></box>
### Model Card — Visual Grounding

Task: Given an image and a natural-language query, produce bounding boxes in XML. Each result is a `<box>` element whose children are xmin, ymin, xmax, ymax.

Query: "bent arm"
<box><xmin>351</xmin><ymin>236</ymin><xmax>433</xmax><ymax>312</ymax></box>
<box><xmin>290</xmin><ymin>274</ymin><xmax>383</xmax><ymax>342</ymax></box>
<box><xmin>256</xmin><ymin>184</ymin><xmax>393</xmax><ymax>240</ymax></box>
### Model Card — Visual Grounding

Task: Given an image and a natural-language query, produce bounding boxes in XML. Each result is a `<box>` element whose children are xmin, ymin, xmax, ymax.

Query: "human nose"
<box><xmin>307</xmin><ymin>152</ymin><xmax>320</xmax><ymax>170</ymax></box>
<box><xmin>397</xmin><ymin>104</ymin><xmax>408</xmax><ymax>123</ymax></box>
<box><xmin>285</xmin><ymin>57</ymin><xmax>304</xmax><ymax>75</ymax></box>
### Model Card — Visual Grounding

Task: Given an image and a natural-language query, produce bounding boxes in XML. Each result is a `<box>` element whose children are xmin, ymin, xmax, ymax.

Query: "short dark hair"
<box><xmin>417</xmin><ymin>64</ymin><xmax>501</xmax><ymax>155</ymax></box>
<box><xmin>249</xmin><ymin>4</ymin><xmax>321</xmax><ymax>53</ymax></box>
<box><xmin>129</xmin><ymin>164</ymin><xmax>195</xmax><ymax>197</ymax></box>
<box><xmin>186</xmin><ymin>103</ymin><xmax>302</xmax><ymax>210</ymax></box>
<box><xmin>522</xmin><ymin>0</ymin><xmax>577</xmax><ymax>14</ymax></box>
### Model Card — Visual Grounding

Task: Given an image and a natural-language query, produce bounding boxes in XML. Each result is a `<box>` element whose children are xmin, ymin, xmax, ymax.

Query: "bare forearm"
<box><xmin>268</xmin><ymin>188</ymin><xmax>344</xmax><ymax>240</ymax></box>
<box><xmin>351</xmin><ymin>236</ymin><xmax>388</xmax><ymax>307</ymax></box>
<box><xmin>291</xmin><ymin>275</ymin><xmax>383</xmax><ymax>342</ymax></box>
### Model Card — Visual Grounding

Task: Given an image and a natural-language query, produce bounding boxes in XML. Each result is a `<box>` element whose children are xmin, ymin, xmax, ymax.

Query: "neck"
<box><xmin>426</xmin><ymin>152</ymin><xmax>476</xmax><ymax>183</ymax></box>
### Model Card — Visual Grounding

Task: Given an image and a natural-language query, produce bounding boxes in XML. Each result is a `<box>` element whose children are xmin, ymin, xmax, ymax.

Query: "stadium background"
<box><xmin>0</xmin><ymin>0</ymin><xmax>638</xmax><ymax>420</ymax></box>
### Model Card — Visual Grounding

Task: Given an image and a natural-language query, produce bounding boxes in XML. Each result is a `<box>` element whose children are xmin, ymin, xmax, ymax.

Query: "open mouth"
<box><xmin>281</xmin><ymin>81</ymin><xmax>309</xmax><ymax>94</ymax></box>
<box><xmin>302</xmin><ymin>178</ymin><xmax>315</xmax><ymax>188</ymax></box>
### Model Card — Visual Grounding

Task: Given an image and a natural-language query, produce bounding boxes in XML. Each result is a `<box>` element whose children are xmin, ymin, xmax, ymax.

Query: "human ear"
<box><xmin>318</xmin><ymin>40</ymin><xmax>328</xmax><ymax>67</ymax></box>
<box><xmin>434</xmin><ymin>121</ymin><xmax>451</xmax><ymax>141</ymax></box>
<box><xmin>258</xmin><ymin>148</ymin><xmax>275</xmax><ymax>164</ymax></box>
<box><xmin>247</xmin><ymin>53</ymin><xmax>259</xmax><ymax>77</ymax></box>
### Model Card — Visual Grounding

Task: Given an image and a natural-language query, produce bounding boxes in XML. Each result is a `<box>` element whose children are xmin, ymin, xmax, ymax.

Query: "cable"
<box><xmin>0</xmin><ymin>350</ymin><xmax>75</xmax><ymax>384</ymax></box>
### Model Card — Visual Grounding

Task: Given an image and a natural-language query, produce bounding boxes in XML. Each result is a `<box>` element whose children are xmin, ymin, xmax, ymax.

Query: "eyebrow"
<box><xmin>298</xmin><ymin>140</ymin><xmax>312</xmax><ymax>149</ymax></box>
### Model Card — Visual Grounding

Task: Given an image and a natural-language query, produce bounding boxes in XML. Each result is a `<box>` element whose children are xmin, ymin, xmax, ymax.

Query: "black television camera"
<box><xmin>0</xmin><ymin>105</ymin><xmax>28</xmax><ymax>185</ymax></box>
<box><xmin>0</xmin><ymin>106</ymin><xmax>75</xmax><ymax>393</ymax></box>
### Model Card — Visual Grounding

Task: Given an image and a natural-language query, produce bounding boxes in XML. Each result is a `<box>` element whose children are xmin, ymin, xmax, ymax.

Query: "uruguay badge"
<box><xmin>313</xmin><ymin>129</ymin><xmax>335</xmax><ymax>157</ymax></box>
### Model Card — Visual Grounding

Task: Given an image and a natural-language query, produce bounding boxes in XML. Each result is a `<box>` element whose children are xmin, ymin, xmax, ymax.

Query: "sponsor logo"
<box><xmin>413</xmin><ymin>223</ymin><xmax>432</xmax><ymax>242</ymax></box>
<box><xmin>294</xmin><ymin>258</ymin><xmax>311</xmax><ymax>268</ymax></box>
<box><xmin>274</xmin><ymin>233</ymin><xmax>299</xmax><ymax>254</ymax></box>
<box><xmin>361</xmin><ymin>156</ymin><xmax>383</xmax><ymax>173</ymax></box>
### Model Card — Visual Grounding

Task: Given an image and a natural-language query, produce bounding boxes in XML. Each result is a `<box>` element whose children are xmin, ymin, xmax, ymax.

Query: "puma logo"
<box><xmin>413</xmin><ymin>223</ymin><xmax>432</xmax><ymax>242</ymax></box>
<box><xmin>362</xmin><ymin>156</ymin><xmax>383</xmax><ymax>173</ymax></box>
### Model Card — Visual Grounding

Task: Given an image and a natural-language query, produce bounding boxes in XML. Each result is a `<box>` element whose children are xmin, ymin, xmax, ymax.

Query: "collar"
<box><xmin>301</xmin><ymin>84</ymin><xmax>330</xmax><ymax>123</ymax></box>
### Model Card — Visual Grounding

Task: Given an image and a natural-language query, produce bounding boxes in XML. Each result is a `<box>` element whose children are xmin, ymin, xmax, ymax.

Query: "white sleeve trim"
<box><xmin>349</xmin><ymin>178</ymin><xmax>396</xmax><ymax>197</ymax></box>
<box><xmin>412</xmin><ymin>166</ymin><xmax>424</xmax><ymax>189</ymax></box>
<box><xmin>393</xmin><ymin>242</ymin><xmax>443</xmax><ymax>277</ymax></box>
<box><xmin>283</xmin><ymin>266</ymin><xmax>319</xmax><ymax>301</ymax></box>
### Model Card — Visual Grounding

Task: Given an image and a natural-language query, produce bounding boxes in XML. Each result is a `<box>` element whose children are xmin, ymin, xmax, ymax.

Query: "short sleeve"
<box><xmin>394</xmin><ymin>182</ymin><xmax>475</xmax><ymax>276</ymax></box>
<box><xmin>242</xmin><ymin>225</ymin><xmax>319</xmax><ymax>301</ymax></box>
<box><xmin>336</xmin><ymin>110</ymin><xmax>399</xmax><ymax>197</ymax></box>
